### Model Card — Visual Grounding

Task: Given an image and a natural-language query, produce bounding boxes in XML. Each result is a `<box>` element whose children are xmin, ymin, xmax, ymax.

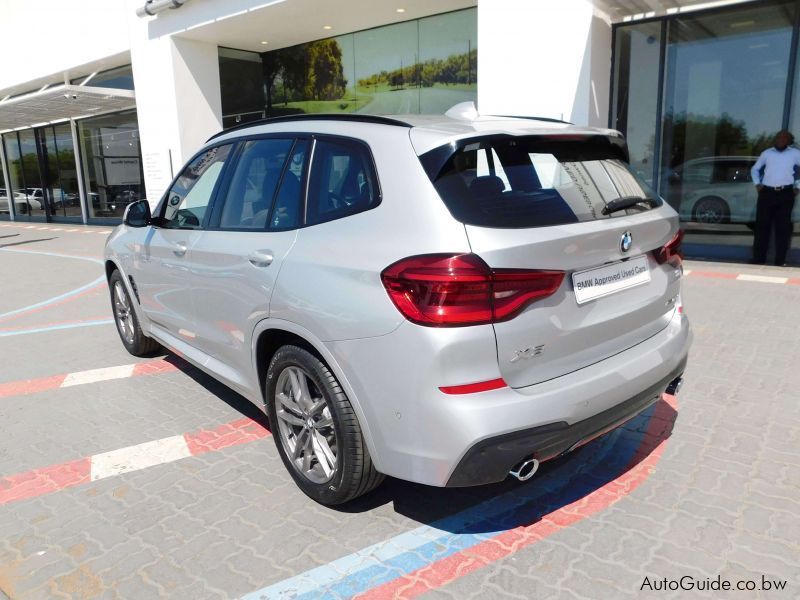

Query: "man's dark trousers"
<box><xmin>752</xmin><ymin>187</ymin><xmax>795</xmax><ymax>265</ymax></box>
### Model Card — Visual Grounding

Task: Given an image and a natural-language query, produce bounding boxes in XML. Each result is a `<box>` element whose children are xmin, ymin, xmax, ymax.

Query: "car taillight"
<box><xmin>380</xmin><ymin>253</ymin><xmax>564</xmax><ymax>327</ymax></box>
<box><xmin>655</xmin><ymin>230</ymin><xmax>684</xmax><ymax>268</ymax></box>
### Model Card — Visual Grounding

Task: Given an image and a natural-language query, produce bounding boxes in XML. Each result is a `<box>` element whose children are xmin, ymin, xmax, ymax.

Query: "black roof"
<box><xmin>207</xmin><ymin>113</ymin><xmax>412</xmax><ymax>142</ymax></box>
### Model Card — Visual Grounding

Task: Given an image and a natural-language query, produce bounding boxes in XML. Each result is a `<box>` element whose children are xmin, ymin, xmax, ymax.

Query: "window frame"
<box><xmin>303</xmin><ymin>134</ymin><xmax>383</xmax><ymax>228</ymax></box>
<box><xmin>206</xmin><ymin>135</ymin><xmax>302</xmax><ymax>232</ymax></box>
<box><xmin>152</xmin><ymin>132</ymin><xmax>382</xmax><ymax>232</ymax></box>
<box><xmin>151</xmin><ymin>141</ymin><xmax>237</xmax><ymax>230</ymax></box>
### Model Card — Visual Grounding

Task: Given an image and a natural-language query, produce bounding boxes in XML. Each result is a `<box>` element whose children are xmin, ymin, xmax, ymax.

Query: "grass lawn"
<box><xmin>356</xmin><ymin>82</ymin><xmax>477</xmax><ymax>94</ymax></box>
<box><xmin>279</xmin><ymin>93</ymin><xmax>374</xmax><ymax>114</ymax></box>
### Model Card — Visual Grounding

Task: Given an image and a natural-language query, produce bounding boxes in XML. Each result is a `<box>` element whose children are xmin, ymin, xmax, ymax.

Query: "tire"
<box><xmin>692</xmin><ymin>196</ymin><xmax>730</xmax><ymax>224</ymax></box>
<box><xmin>108</xmin><ymin>270</ymin><xmax>160</xmax><ymax>356</ymax></box>
<box><xmin>266</xmin><ymin>345</ymin><xmax>384</xmax><ymax>505</ymax></box>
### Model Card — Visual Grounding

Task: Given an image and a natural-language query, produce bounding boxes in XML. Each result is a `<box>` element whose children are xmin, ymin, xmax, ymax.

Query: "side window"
<box><xmin>163</xmin><ymin>145</ymin><xmax>232</xmax><ymax>229</ymax></box>
<box><xmin>683</xmin><ymin>162</ymin><xmax>712</xmax><ymax>185</ymax></box>
<box><xmin>270</xmin><ymin>140</ymin><xmax>308</xmax><ymax>230</ymax></box>
<box><xmin>219</xmin><ymin>138</ymin><xmax>293</xmax><ymax>229</ymax></box>
<box><xmin>306</xmin><ymin>139</ymin><xmax>379</xmax><ymax>225</ymax></box>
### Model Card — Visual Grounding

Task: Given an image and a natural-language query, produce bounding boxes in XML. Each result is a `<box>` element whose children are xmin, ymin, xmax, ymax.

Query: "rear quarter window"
<box><xmin>420</xmin><ymin>136</ymin><xmax>660</xmax><ymax>228</ymax></box>
<box><xmin>306</xmin><ymin>138</ymin><xmax>380</xmax><ymax>226</ymax></box>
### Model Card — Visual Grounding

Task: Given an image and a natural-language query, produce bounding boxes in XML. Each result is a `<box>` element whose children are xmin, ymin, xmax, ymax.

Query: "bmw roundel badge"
<box><xmin>620</xmin><ymin>231</ymin><xmax>633</xmax><ymax>253</ymax></box>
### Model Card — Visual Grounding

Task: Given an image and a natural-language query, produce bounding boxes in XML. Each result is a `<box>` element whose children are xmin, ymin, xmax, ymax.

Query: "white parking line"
<box><xmin>736</xmin><ymin>273</ymin><xmax>789</xmax><ymax>284</ymax></box>
<box><xmin>61</xmin><ymin>364</ymin><xmax>136</xmax><ymax>387</ymax></box>
<box><xmin>90</xmin><ymin>435</ymin><xmax>192</xmax><ymax>481</ymax></box>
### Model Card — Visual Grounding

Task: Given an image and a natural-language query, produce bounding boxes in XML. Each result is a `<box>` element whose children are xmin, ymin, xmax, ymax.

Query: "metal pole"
<box><xmin>70</xmin><ymin>119</ymin><xmax>89</xmax><ymax>225</ymax></box>
<box><xmin>0</xmin><ymin>135</ymin><xmax>14</xmax><ymax>221</ymax></box>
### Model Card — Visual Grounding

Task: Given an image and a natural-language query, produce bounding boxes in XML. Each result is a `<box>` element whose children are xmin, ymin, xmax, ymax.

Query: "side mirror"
<box><xmin>123</xmin><ymin>200</ymin><xmax>151</xmax><ymax>227</ymax></box>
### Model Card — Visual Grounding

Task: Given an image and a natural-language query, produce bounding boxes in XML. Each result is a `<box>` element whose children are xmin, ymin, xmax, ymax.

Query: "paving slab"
<box><xmin>0</xmin><ymin>225</ymin><xmax>797</xmax><ymax>599</ymax></box>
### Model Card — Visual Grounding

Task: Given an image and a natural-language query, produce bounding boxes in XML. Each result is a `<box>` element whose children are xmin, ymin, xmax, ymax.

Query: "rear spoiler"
<box><xmin>417</xmin><ymin>133</ymin><xmax>630</xmax><ymax>182</ymax></box>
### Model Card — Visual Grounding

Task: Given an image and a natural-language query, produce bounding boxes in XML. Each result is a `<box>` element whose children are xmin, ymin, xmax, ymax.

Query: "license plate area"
<box><xmin>572</xmin><ymin>255</ymin><xmax>651</xmax><ymax>305</ymax></box>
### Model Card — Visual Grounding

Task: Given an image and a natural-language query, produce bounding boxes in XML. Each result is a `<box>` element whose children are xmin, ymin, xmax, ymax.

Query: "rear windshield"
<box><xmin>420</xmin><ymin>135</ymin><xmax>660</xmax><ymax>228</ymax></box>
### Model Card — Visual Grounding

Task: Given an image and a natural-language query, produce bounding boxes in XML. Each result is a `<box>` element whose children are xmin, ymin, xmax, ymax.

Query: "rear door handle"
<box><xmin>248</xmin><ymin>249</ymin><xmax>274</xmax><ymax>267</ymax></box>
<box><xmin>171</xmin><ymin>242</ymin><xmax>188</xmax><ymax>257</ymax></box>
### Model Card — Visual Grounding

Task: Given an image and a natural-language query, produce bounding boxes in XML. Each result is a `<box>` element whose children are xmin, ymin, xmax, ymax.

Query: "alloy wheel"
<box><xmin>274</xmin><ymin>366</ymin><xmax>338</xmax><ymax>484</ymax></box>
<box><xmin>113</xmin><ymin>281</ymin><xmax>135</xmax><ymax>345</ymax></box>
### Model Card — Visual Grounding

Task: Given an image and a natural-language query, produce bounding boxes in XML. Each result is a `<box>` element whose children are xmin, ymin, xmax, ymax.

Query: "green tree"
<box><xmin>308</xmin><ymin>39</ymin><xmax>347</xmax><ymax>100</ymax></box>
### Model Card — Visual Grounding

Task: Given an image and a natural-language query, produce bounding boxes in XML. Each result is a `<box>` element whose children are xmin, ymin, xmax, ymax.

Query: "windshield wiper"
<box><xmin>601</xmin><ymin>196</ymin><xmax>659</xmax><ymax>216</ymax></box>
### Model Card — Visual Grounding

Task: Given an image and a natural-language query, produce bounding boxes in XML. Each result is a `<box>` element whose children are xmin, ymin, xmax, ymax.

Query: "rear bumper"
<box><xmin>327</xmin><ymin>309</ymin><xmax>691</xmax><ymax>488</ymax></box>
<box><xmin>445</xmin><ymin>361</ymin><xmax>685</xmax><ymax>487</ymax></box>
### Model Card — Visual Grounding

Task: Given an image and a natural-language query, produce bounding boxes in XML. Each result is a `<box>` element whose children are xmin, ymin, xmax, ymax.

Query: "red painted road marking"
<box><xmin>185</xmin><ymin>418</ymin><xmax>272</xmax><ymax>455</ymax></box>
<box><xmin>0</xmin><ymin>357</ymin><xmax>181</xmax><ymax>399</ymax></box>
<box><xmin>0</xmin><ymin>459</ymin><xmax>92</xmax><ymax>505</ymax></box>
<box><xmin>0</xmin><ymin>418</ymin><xmax>271</xmax><ymax>505</ymax></box>
<box><xmin>356</xmin><ymin>395</ymin><xmax>677</xmax><ymax>600</ymax></box>
<box><xmin>687</xmin><ymin>271</ymin><xmax>738</xmax><ymax>279</ymax></box>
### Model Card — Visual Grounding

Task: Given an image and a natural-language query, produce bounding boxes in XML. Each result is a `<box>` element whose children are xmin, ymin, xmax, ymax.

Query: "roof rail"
<box><xmin>489</xmin><ymin>114</ymin><xmax>573</xmax><ymax>125</ymax></box>
<box><xmin>207</xmin><ymin>113</ymin><xmax>413</xmax><ymax>142</ymax></box>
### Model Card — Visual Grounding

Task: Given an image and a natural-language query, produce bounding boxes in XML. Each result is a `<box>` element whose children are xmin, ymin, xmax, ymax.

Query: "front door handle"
<box><xmin>171</xmin><ymin>242</ymin><xmax>188</xmax><ymax>257</ymax></box>
<box><xmin>248</xmin><ymin>249</ymin><xmax>274</xmax><ymax>267</ymax></box>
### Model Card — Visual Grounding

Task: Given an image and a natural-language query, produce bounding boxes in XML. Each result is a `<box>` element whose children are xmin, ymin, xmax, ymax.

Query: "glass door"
<box><xmin>659</xmin><ymin>2</ymin><xmax>796</xmax><ymax>252</ymax></box>
<box><xmin>2</xmin><ymin>130</ymin><xmax>48</xmax><ymax>221</ymax></box>
<box><xmin>37</xmin><ymin>125</ymin><xmax>82</xmax><ymax>220</ymax></box>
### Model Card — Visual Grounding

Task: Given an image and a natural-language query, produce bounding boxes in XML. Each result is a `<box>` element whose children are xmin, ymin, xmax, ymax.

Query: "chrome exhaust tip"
<box><xmin>509</xmin><ymin>458</ymin><xmax>539</xmax><ymax>482</ymax></box>
<box><xmin>665</xmin><ymin>376</ymin><xmax>684</xmax><ymax>395</ymax></box>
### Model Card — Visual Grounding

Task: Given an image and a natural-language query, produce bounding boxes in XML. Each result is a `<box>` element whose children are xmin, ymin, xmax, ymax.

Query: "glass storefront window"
<box><xmin>41</xmin><ymin>124</ymin><xmax>82</xmax><ymax>219</ymax></box>
<box><xmin>0</xmin><ymin>157</ymin><xmax>7</xmax><ymax>219</ymax></box>
<box><xmin>78</xmin><ymin>110</ymin><xmax>145</xmax><ymax>220</ymax></box>
<box><xmin>612</xmin><ymin>21</ymin><xmax>662</xmax><ymax>187</ymax></box>
<box><xmin>660</xmin><ymin>2</ymin><xmax>795</xmax><ymax>250</ymax></box>
<box><xmin>354</xmin><ymin>20</ymin><xmax>420</xmax><ymax>114</ymax></box>
<box><xmin>418</xmin><ymin>9</ymin><xmax>477</xmax><ymax>114</ymax></box>
<box><xmin>1</xmin><ymin>130</ymin><xmax>47</xmax><ymax>219</ymax></box>
<box><xmin>219</xmin><ymin>48</ymin><xmax>266</xmax><ymax>129</ymax></box>
<box><xmin>18</xmin><ymin>129</ymin><xmax>47</xmax><ymax>219</ymax></box>
<box><xmin>613</xmin><ymin>1</ymin><xmax>800</xmax><ymax>262</ymax></box>
<box><xmin>71</xmin><ymin>65</ymin><xmax>134</xmax><ymax>90</ymax></box>
<box><xmin>222</xmin><ymin>8</ymin><xmax>477</xmax><ymax>120</ymax></box>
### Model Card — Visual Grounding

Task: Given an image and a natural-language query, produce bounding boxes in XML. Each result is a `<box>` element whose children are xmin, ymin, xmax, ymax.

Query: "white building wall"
<box><xmin>478</xmin><ymin>0</ymin><xmax>612</xmax><ymax>127</ymax></box>
<box><xmin>129</xmin><ymin>13</ymin><xmax>223</xmax><ymax>205</ymax></box>
<box><xmin>0</xmin><ymin>0</ymin><xmax>130</xmax><ymax>91</ymax></box>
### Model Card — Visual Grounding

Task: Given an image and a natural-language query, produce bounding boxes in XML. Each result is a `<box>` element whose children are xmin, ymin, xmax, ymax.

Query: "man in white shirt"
<box><xmin>750</xmin><ymin>130</ymin><xmax>800</xmax><ymax>265</ymax></box>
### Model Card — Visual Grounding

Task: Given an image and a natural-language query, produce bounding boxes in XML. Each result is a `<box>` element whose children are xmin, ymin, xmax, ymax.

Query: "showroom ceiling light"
<box><xmin>260</xmin><ymin>40</ymin><xmax>269</xmax><ymax>45</ymax></box>
<box><xmin>396</xmin><ymin>8</ymin><xmax>406</xmax><ymax>13</ymax></box>
<box><xmin>323</xmin><ymin>25</ymin><xmax>332</xmax><ymax>30</ymax></box>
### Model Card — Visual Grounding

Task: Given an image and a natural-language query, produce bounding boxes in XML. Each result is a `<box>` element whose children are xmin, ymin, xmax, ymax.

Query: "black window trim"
<box><xmin>203</xmin><ymin>132</ymin><xmax>313</xmax><ymax>232</ymax></box>
<box><xmin>206</xmin><ymin>135</ymin><xmax>303</xmax><ymax>232</ymax></box>
<box><xmin>269</xmin><ymin>137</ymin><xmax>311</xmax><ymax>232</ymax></box>
<box><xmin>302</xmin><ymin>133</ymin><xmax>383</xmax><ymax>228</ymax></box>
<box><xmin>153</xmin><ymin>131</ymin><xmax>382</xmax><ymax>232</ymax></box>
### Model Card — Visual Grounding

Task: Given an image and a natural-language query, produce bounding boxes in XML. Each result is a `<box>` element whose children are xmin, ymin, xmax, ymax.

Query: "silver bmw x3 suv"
<box><xmin>105</xmin><ymin>110</ymin><xmax>691</xmax><ymax>505</ymax></box>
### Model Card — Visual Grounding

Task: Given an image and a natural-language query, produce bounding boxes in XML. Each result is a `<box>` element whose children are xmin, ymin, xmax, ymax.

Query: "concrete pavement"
<box><xmin>0</xmin><ymin>221</ymin><xmax>797</xmax><ymax>599</ymax></box>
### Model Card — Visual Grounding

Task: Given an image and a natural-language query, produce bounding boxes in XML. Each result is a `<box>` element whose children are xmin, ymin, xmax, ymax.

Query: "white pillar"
<box><xmin>477</xmin><ymin>0</ymin><xmax>612</xmax><ymax>128</ymax></box>
<box><xmin>130</xmin><ymin>16</ymin><xmax>222</xmax><ymax>207</ymax></box>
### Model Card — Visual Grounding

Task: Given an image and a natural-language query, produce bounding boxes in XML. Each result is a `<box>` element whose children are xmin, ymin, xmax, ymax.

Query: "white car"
<box><xmin>24</xmin><ymin>188</ymin><xmax>45</xmax><ymax>211</ymax></box>
<box><xmin>675</xmin><ymin>156</ymin><xmax>800</xmax><ymax>224</ymax></box>
<box><xmin>105</xmin><ymin>111</ymin><xmax>691</xmax><ymax>505</ymax></box>
<box><xmin>0</xmin><ymin>189</ymin><xmax>30</xmax><ymax>214</ymax></box>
